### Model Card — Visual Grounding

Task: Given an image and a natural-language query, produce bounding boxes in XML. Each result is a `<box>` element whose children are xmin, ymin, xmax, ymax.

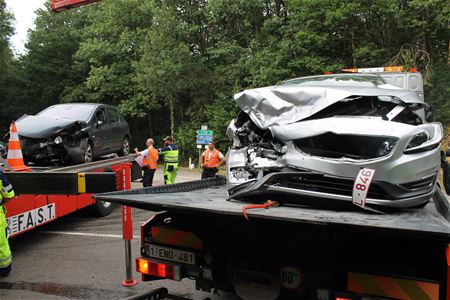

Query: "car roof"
<box><xmin>49</xmin><ymin>103</ymin><xmax>111</xmax><ymax>108</ymax></box>
<box><xmin>279</xmin><ymin>73</ymin><xmax>386</xmax><ymax>87</ymax></box>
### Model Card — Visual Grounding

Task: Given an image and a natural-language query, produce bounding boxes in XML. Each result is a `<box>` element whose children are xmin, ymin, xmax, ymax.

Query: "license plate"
<box><xmin>352</xmin><ymin>168</ymin><xmax>376</xmax><ymax>208</ymax></box>
<box><xmin>149</xmin><ymin>245</ymin><xmax>196</xmax><ymax>265</ymax></box>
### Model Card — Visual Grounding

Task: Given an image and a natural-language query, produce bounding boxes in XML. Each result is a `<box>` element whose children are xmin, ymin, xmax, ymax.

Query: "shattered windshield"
<box><xmin>37</xmin><ymin>104</ymin><xmax>95</xmax><ymax>122</ymax></box>
<box><xmin>279</xmin><ymin>75</ymin><xmax>386</xmax><ymax>87</ymax></box>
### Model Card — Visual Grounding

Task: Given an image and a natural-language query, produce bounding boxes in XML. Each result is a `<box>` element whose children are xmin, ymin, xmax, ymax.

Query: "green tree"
<box><xmin>0</xmin><ymin>0</ymin><xmax>20</xmax><ymax>130</ymax></box>
<box><xmin>20</xmin><ymin>2</ymin><xmax>91</xmax><ymax>115</ymax></box>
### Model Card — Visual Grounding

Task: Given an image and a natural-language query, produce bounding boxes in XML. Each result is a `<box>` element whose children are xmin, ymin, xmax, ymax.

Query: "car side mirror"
<box><xmin>96</xmin><ymin>120</ymin><xmax>104</xmax><ymax>127</ymax></box>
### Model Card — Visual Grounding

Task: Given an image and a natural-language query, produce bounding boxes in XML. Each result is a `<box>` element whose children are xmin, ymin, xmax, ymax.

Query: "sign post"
<box><xmin>196</xmin><ymin>126</ymin><xmax>213</xmax><ymax>168</ymax></box>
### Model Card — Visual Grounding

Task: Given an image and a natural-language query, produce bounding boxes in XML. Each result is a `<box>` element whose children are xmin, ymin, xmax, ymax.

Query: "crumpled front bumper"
<box><xmin>22</xmin><ymin>141</ymin><xmax>67</xmax><ymax>161</ymax></box>
<box><xmin>227</xmin><ymin>171</ymin><xmax>436</xmax><ymax>208</ymax></box>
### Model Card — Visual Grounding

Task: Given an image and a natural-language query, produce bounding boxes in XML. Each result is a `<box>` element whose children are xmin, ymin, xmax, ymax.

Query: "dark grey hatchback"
<box><xmin>15</xmin><ymin>103</ymin><xmax>130</xmax><ymax>164</ymax></box>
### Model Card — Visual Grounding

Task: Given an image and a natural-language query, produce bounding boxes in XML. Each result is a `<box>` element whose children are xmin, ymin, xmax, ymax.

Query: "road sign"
<box><xmin>196</xmin><ymin>134</ymin><xmax>213</xmax><ymax>139</ymax></box>
<box><xmin>196</xmin><ymin>130</ymin><xmax>213</xmax><ymax>135</ymax></box>
<box><xmin>196</xmin><ymin>139</ymin><xmax>212</xmax><ymax>145</ymax></box>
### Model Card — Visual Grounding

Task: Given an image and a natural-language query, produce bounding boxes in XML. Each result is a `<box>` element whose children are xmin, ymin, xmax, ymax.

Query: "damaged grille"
<box><xmin>294</xmin><ymin>133</ymin><xmax>398</xmax><ymax>159</ymax></box>
<box><xmin>267</xmin><ymin>174</ymin><xmax>389</xmax><ymax>200</ymax></box>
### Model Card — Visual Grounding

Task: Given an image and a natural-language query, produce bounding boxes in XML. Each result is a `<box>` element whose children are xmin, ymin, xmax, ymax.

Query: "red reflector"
<box><xmin>335</xmin><ymin>298</ymin><xmax>352</xmax><ymax>300</ymax></box>
<box><xmin>136</xmin><ymin>258</ymin><xmax>174</xmax><ymax>279</ymax></box>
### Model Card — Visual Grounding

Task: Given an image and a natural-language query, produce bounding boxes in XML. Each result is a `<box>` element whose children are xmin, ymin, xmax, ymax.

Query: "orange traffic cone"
<box><xmin>6</xmin><ymin>122</ymin><xmax>31</xmax><ymax>172</ymax></box>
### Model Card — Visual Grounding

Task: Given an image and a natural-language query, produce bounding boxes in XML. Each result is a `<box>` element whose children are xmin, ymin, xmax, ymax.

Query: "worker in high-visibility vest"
<box><xmin>201</xmin><ymin>142</ymin><xmax>225</xmax><ymax>179</ymax></box>
<box><xmin>158</xmin><ymin>136</ymin><xmax>179</xmax><ymax>185</ymax></box>
<box><xmin>0</xmin><ymin>170</ymin><xmax>15</xmax><ymax>277</ymax></box>
<box><xmin>134</xmin><ymin>138</ymin><xmax>159</xmax><ymax>187</ymax></box>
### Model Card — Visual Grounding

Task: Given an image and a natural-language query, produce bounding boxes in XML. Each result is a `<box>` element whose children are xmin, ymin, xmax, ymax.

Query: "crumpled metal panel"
<box><xmin>270</xmin><ymin>116</ymin><xmax>421</xmax><ymax>141</ymax></box>
<box><xmin>234</xmin><ymin>85</ymin><xmax>424</xmax><ymax>129</ymax></box>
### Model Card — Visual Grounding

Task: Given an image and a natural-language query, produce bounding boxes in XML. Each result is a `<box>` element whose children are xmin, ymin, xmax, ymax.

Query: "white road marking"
<box><xmin>40</xmin><ymin>231</ymin><xmax>139</xmax><ymax>239</ymax></box>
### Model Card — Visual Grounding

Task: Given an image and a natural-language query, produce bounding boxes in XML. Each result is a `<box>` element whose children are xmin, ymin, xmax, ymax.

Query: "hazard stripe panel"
<box><xmin>151</xmin><ymin>227</ymin><xmax>203</xmax><ymax>250</ymax></box>
<box><xmin>347</xmin><ymin>272</ymin><xmax>439</xmax><ymax>300</ymax></box>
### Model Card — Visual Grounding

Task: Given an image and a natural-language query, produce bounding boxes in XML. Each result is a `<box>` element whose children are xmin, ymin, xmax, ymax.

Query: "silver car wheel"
<box><xmin>122</xmin><ymin>138</ymin><xmax>130</xmax><ymax>156</ymax></box>
<box><xmin>84</xmin><ymin>142</ymin><xmax>93</xmax><ymax>163</ymax></box>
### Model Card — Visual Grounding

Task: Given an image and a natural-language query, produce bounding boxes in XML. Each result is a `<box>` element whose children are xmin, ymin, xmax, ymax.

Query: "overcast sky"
<box><xmin>6</xmin><ymin>0</ymin><xmax>47</xmax><ymax>54</ymax></box>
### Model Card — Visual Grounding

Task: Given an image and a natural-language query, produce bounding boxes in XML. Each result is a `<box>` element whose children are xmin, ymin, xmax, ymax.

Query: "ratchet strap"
<box><xmin>242</xmin><ymin>200</ymin><xmax>279</xmax><ymax>221</ymax></box>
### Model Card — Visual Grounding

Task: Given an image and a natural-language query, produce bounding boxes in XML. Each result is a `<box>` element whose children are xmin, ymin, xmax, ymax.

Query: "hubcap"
<box><xmin>85</xmin><ymin>144</ymin><xmax>93</xmax><ymax>162</ymax></box>
<box><xmin>101</xmin><ymin>201</ymin><xmax>111</xmax><ymax>208</ymax></box>
<box><xmin>123</xmin><ymin>139</ymin><xmax>130</xmax><ymax>155</ymax></box>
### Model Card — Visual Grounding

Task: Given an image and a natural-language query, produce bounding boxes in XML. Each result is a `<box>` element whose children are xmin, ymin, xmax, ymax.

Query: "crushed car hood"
<box><xmin>16</xmin><ymin>115</ymin><xmax>85</xmax><ymax>139</ymax></box>
<box><xmin>234</xmin><ymin>84</ymin><xmax>424</xmax><ymax>129</ymax></box>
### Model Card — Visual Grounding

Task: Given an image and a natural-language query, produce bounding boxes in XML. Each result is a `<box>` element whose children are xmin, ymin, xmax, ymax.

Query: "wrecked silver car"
<box><xmin>14</xmin><ymin>103</ymin><xmax>130</xmax><ymax>164</ymax></box>
<box><xmin>227</xmin><ymin>74</ymin><xmax>443</xmax><ymax>208</ymax></box>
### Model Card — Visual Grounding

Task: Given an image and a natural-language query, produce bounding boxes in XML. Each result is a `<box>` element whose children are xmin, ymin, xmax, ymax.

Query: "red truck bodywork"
<box><xmin>50</xmin><ymin>0</ymin><xmax>101</xmax><ymax>12</ymax></box>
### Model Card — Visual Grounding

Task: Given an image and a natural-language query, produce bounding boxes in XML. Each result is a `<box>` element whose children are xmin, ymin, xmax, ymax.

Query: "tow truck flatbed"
<box><xmin>96</xmin><ymin>177</ymin><xmax>450</xmax><ymax>240</ymax></box>
<box><xmin>96</xmin><ymin>176</ymin><xmax>450</xmax><ymax>299</ymax></box>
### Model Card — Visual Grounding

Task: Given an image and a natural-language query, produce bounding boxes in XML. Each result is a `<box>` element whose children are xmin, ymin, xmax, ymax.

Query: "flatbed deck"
<box><xmin>95</xmin><ymin>177</ymin><xmax>450</xmax><ymax>240</ymax></box>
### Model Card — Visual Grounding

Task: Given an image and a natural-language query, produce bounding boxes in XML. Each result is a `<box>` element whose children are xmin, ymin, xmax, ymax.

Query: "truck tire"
<box><xmin>91</xmin><ymin>199</ymin><xmax>117</xmax><ymax>217</ymax></box>
<box><xmin>89</xmin><ymin>166</ymin><xmax>117</xmax><ymax>217</ymax></box>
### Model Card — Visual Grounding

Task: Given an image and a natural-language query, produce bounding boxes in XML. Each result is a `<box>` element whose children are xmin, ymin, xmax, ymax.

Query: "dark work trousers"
<box><xmin>201</xmin><ymin>167</ymin><xmax>218</xmax><ymax>179</ymax></box>
<box><xmin>142</xmin><ymin>167</ymin><xmax>156</xmax><ymax>187</ymax></box>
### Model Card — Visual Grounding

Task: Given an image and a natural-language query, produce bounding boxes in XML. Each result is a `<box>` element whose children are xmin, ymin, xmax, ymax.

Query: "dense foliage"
<box><xmin>1</xmin><ymin>0</ymin><xmax>449</xmax><ymax>161</ymax></box>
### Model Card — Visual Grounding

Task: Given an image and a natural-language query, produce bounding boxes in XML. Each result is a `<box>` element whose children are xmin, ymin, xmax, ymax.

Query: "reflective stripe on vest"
<box><xmin>143</xmin><ymin>147</ymin><xmax>158</xmax><ymax>169</ymax></box>
<box><xmin>0</xmin><ymin>176</ymin><xmax>14</xmax><ymax>201</ymax></box>
<box><xmin>159</xmin><ymin>144</ymin><xmax>179</xmax><ymax>163</ymax></box>
<box><xmin>164</xmin><ymin>151</ymin><xmax>179</xmax><ymax>163</ymax></box>
<box><xmin>203</xmin><ymin>149</ymin><xmax>221</xmax><ymax>168</ymax></box>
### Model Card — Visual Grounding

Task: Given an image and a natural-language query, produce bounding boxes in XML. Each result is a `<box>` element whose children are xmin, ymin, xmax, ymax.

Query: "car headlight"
<box><xmin>54</xmin><ymin>136</ymin><xmax>63</xmax><ymax>144</ymax></box>
<box><xmin>404</xmin><ymin>123</ymin><xmax>443</xmax><ymax>154</ymax></box>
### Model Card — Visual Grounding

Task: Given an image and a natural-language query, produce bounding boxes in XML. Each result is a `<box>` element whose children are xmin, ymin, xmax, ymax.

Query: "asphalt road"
<box><xmin>1</xmin><ymin>168</ymin><xmax>236</xmax><ymax>300</ymax></box>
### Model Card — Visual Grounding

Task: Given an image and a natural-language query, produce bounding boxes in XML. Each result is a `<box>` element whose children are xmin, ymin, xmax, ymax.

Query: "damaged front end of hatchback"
<box><xmin>15</xmin><ymin>115</ymin><xmax>90</xmax><ymax>164</ymax></box>
<box><xmin>226</xmin><ymin>74</ymin><xmax>443</xmax><ymax>209</ymax></box>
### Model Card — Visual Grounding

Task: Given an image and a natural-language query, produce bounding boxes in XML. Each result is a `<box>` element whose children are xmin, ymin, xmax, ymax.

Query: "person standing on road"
<box><xmin>0</xmin><ymin>170</ymin><xmax>15</xmax><ymax>277</ymax></box>
<box><xmin>201</xmin><ymin>142</ymin><xmax>225</xmax><ymax>179</ymax></box>
<box><xmin>134</xmin><ymin>138</ymin><xmax>158</xmax><ymax>187</ymax></box>
<box><xmin>158</xmin><ymin>136</ymin><xmax>179</xmax><ymax>185</ymax></box>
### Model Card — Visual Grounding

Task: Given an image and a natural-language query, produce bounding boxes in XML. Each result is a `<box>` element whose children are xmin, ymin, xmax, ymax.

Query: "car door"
<box><xmin>90</xmin><ymin>107</ymin><xmax>111</xmax><ymax>155</ymax></box>
<box><xmin>106</xmin><ymin>107</ymin><xmax>123</xmax><ymax>151</ymax></box>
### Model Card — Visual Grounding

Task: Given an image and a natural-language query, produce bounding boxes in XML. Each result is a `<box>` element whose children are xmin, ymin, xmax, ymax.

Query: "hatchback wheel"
<box><xmin>84</xmin><ymin>141</ymin><xmax>94</xmax><ymax>163</ymax></box>
<box><xmin>118</xmin><ymin>137</ymin><xmax>130</xmax><ymax>156</ymax></box>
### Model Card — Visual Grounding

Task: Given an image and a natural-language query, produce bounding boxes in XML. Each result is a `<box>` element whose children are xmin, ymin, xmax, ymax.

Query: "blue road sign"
<box><xmin>196</xmin><ymin>139</ymin><xmax>212</xmax><ymax>145</ymax></box>
<box><xmin>196</xmin><ymin>134</ymin><xmax>213</xmax><ymax>139</ymax></box>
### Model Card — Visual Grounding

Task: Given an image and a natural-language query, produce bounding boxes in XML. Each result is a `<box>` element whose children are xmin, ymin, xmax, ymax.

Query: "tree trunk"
<box><xmin>351</xmin><ymin>30</ymin><xmax>357</xmax><ymax>67</ymax></box>
<box><xmin>169</xmin><ymin>97</ymin><xmax>175</xmax><ymax>137</ymax></box>
<box><xmin>148</xmin><ymin>111</ymin><xmax>154</xmax><ymax>137</ymax></box>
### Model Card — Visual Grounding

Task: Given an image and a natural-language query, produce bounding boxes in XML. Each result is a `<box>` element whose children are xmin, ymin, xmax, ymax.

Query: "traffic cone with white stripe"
<box><xmin>6</xmin><ymin>122</ymin><xmax>30</xmax><ymax>172</ymax></box>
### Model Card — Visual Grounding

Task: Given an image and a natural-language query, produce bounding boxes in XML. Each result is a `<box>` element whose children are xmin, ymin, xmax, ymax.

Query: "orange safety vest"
<box><xmin>143</xmin><ymin>147</ymin><xmax>158</xmax><ymax>169</ymax></box>
<box><xmin>202</xmin><ymin>149</ymin><xmax>221</xmax><ymax>168</ymax></box>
